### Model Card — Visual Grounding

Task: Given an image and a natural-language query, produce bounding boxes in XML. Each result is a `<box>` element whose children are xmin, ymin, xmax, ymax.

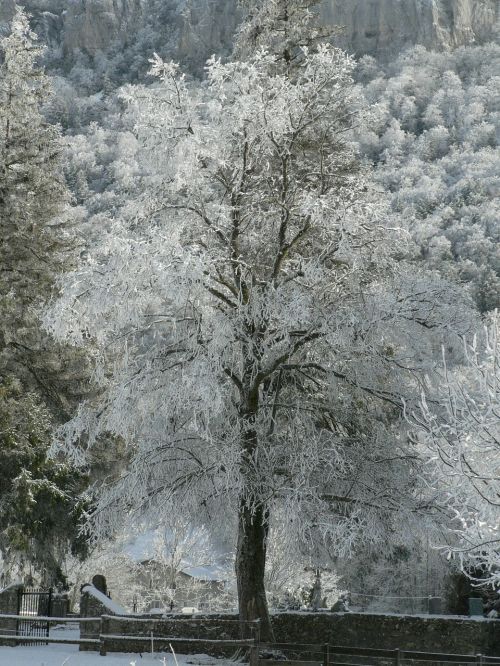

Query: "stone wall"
<box><xmin>97</xmin><ymin>612</ymin><xmax>500</xmax><ymax>657</ymax></box>
<box><xmin>0</xmin><ymin>583</ymin><xmax>22</xmax><ymax>646</ymax></box>
<box><xmin>79</xmin><ymin>586</ymin><xmax>116</xmax><ymax>652</ymax></box>
<box><xmin>272</xmin><ymin>612</ymin><xmax>500</xmax><ymax>657</ymax></box>
<box><xmin>79</xmin><ymin>583</ymin><xmax>129</xmax><ymax>652</ymax></box>
<box><xmin>100</xmin><ymin>613</ymin><xmax>244</xmax><ymax>656</ymax></box>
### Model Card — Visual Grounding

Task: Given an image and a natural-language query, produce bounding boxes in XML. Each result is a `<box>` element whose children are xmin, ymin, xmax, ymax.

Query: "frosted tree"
<box><xmin>234</xmin><ymin>0</ymin><xmax>333</xmax><ymax>65</ymax></box>
<box><xmin>410</xmin><ymin>313</ymin><xmax>500</xmax><ymax>586</ymax></box>
<box><xmin>0</xmin><ymin>377</ymin><xmax>88</xmax><ymax>587</ymax></box>
<box><xmin>133</xmin><ymin>518</ymin><xmax>223</xmax><ymax>611</ymax></box>
<box><xmin>0</xmin><ymin>6</ymin><xmax>93</xmax><ymax>585</ymax></box>
<box><xmin>0</xmin><ymin>6</ymin><xmax>85</xmax><ymax>417</ymax></box>
<box><xmin>46</xmin><ymin>8</ymin><xmax>471</xmax><ymax>636</ymax></box>
<box><xmin>355</xmin><ymin>44</ymin><xmax>500</xmax><ymax>313</ymax></box>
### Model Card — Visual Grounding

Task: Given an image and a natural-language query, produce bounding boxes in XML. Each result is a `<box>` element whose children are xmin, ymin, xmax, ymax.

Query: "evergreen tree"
<box><xmin>0</xmin><ymin>7</ymin><xmax>90</xmax><ymax>584</ymax></box>
<box><xmin>0</xmin><ymin>377</ymin><xmax>88</xmax><ymax>587</ymax></box>
<box><xmin>0</xmin><ymin>6</ymin><xmax>85</xmax><ymax>417</ymax></box>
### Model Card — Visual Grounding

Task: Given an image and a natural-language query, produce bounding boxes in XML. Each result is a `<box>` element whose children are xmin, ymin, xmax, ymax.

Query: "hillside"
<box><xmin>1</xmin><ymin>0</ymin><xmax>499</xmax><ymax>80</ymax></box>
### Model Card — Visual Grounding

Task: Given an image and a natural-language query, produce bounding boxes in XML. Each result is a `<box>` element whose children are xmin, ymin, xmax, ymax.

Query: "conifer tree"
<box><xmin>0</xmin><ymin>6</ymin><xmax>80</xmax><ymax>416</ymax></box>
<box><xmin>0</xmin><ymin>377</ymin><xmax>88</xmax><ymax>587</ymax></box>
<box><xmin>0</xmin><ymin>7</ymin><xmax>90</xmax><ymax>584</ymax></box>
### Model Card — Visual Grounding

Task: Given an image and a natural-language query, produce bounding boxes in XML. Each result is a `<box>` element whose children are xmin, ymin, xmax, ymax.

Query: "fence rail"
<box><xmin>0</xmin><ymin>614</ymin><xmax>98</xmax><ymax>623</ymax></box>
<box><xmin>100</xmin><ymin>635</ymin><xmax>253</xmax><ymax>645</ymax></box>
<box><xmin>258</xmin><ymin>643</ymin><xmax>500</xmax><ymax>666</ymax></box>
<box><xmin>0</xmin><ymin>634</ymin><xmax>99</xmax><ymax>646</ymax></box>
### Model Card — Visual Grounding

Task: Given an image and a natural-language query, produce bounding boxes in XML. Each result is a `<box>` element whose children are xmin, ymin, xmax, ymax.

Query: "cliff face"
<box><xmin>1</xmin><ymin>0</ymin><xmax>499</xmax><ymax>64</ymax></box>
<box><xmin>321</xmin><ymin>0</ymin><xmax>499</xmax><ymax>57</ymax></box>
<box><xmin>61</xmin><ymin>0</ymin><xmax>144</xmax><ymax>54</ymax></box>
<box><xmin>151</xmin><ymin>0</ymin><xmax>500</xmax><ymax>74</ymax></box>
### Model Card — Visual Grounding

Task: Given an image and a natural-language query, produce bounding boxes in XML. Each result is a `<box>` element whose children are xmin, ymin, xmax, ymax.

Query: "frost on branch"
<box><xmin>411</xmin><ymin>313</ymin><xmax>500</xmax><ymax>584</ymax></box>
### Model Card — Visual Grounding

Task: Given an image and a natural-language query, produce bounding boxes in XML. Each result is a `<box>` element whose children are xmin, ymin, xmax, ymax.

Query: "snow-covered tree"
<box><xmin>0</xmin><ymin>377</ymin><xmax>88</xmax><ymax>587</ymax></box>
<box><xmin>132</xmin><ymin>520</ymin><xmax>227</xmax><ymax>612</ymax></box>
<box><xmin>355</xmin><ymin>44</ymin><xmax>500</xmax><ymax>313</ymax></box>
<box><xmin>0</xmin><ymin>6</ymin><xmax>85</xmax><ymax>417</ymax></box>
<box><xmin>46</xmin><ymin>9</ymin><xmax>473</xmax><ymax>636</ymax></box>
<box><xmin>234</xmin><ymin>0</ymin><xmax>332</xmax><ymax>65</ymax></box>
<box><xmin>411</xmin><ymin>313</ymin><xmax>500</xmax><ymax>586</ymax></box>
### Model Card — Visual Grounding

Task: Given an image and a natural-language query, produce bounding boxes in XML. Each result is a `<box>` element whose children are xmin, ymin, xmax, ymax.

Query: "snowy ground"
<box><xmin>0</xmin><ymin>645</ymin><xmax>235</xmax><ymax>666</ymax></box>
<box><xmin>0</xmin><ymin>621</ymin><xmax>243</xmax><ymax>666</ymax></box>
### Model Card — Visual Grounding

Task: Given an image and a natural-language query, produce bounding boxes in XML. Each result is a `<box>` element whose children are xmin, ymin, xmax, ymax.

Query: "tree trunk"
<box><xmin>236</xmin><ymin>501</ymin><xmax>274</xmax><ymax>641</ymax></box>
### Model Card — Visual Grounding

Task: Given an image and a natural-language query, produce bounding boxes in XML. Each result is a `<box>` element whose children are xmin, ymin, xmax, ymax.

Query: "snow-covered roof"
<box><xmin>122</xmin><ymin>528</ymin><xmax>230</xmax><ymax>582</ymax></box>
<box><xmin>180</xmin><ymin>565</ymin><xmax>227</xmax><ymax>582</ymax></box>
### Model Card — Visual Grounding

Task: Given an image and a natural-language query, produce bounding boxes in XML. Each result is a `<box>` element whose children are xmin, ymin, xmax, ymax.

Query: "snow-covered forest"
<box><xmin>0</xmin><ymin>0</ymin><xmax>499</xmax><ymax>630</ymax></box>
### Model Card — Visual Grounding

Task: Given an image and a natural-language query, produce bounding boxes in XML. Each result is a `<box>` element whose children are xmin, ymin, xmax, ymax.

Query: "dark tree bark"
<box><xmin>235</xmin><ymin>501</ymin><xmax>274</xmax><ymax>641</ymax></box>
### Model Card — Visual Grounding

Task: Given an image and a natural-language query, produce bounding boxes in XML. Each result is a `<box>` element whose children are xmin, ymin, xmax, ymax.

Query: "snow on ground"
<box><xmin>0</xmin><ymin>645</ymin><xmax>237</xmax><ymax>666</ymax></box>
<box><xmin>0</xmin><ymin>626</ymin><xmax>237</xmax><ymax>666</ymax></box>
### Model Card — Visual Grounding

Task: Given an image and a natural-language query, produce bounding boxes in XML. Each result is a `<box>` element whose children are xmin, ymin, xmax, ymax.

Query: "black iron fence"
<box><xmin>16</xmin><ymin>588</ymin><xmax>52</xmax><ymax>645</ymax></box>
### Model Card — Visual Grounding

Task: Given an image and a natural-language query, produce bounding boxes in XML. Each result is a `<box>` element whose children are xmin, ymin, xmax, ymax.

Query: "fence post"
<box><xmin>394</xmin><ymin>648</ymin><xmax>401</xmax><ymax>666</ymax></box>
<box><xmin>323</xmin><ymin>643</ymin><xmax>329</xmax><ymax>666</ymax></box>
<box><xmin>250</xmin><ymin>619</ymin><xmax>260</xmax><ymax>666</ymax></box>
<box><xmin>46</xmin><ymin>588</ymin><xmax>53</xmax><ymax>643</ymax></box>
<box><xmin>254</xmin><ymin>619</ymin><xmax>261</xmax><ymax>645</ymax></box>
<box><xmin>476</xmin><ymin>655</ymin><xmax>483</xmax><ymax>666</ymax></box>
<box><xmin>16</xmin><ymin>587</ymin><xmax>23</xmax><ymax>640</ymax></box>
<box><xmin>99</xmin><ymin>615</ymin><xmax>108</xmax><ymax>656</ymax></box>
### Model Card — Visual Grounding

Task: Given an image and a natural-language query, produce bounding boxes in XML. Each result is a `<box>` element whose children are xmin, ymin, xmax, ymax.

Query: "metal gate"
<box><xmin>16</xmin><ymin>588</ymin><xmax>53</xmax><ymax>645</ymax></box>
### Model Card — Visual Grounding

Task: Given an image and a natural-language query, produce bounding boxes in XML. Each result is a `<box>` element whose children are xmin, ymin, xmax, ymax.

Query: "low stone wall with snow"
<box><xmin>82</xmin><ymin>612</ymin><xmax>500</xmax><ymax>657</ymax></box>
<box><xmin>97</xmin><ymin>611</ymin><xmax>500</xmax><ymax>656</ymax></box>
<box><xmin>100</xmin><ymin>613</ymin><xmax>243</xmax><ymax>655</ymax></box>
<box><xmin>272</xmin><ymin>612</ymin><xmax>500</xmax><ymax>656</ymax></box>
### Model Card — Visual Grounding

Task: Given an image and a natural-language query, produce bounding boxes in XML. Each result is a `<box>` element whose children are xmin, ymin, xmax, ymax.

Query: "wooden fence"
<box><xmin>257</xmin><ymin>642</ymin><xmax>500</xmax><ymax>666</ymax></box>
<box><xmin>2</xmin><ymin>614</ymin><xmax>500</xmax><ymax>666</ymax></box>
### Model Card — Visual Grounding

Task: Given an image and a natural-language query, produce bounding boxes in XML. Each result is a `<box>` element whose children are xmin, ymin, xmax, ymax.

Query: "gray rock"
<box><xmin>321</xmin><ymin>0</ymin><xmax>499</xmax><ymax>58</ymax></box>
<box><xmin>1</xmin><ymin>1</ymin><xmax>499</xmax><ymax>66</ymax></box>
<box><xmin>61</xmin><ymin>0</ymin><xmax>143</xmax><ymax>54</ymax></box>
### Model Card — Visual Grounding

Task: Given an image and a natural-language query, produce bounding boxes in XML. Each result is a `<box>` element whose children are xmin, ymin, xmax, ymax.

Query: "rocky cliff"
<box><xmin>321</xmin><ymin>0</ymin><xmax>499</xmax><ymax>57</ymax></box>
<box><xmin>61</xmin><ymin>0</ymin><xmax>143</xmax><ymax>54</ymax></box>
<box><xmin>1</xmin><ymin>0</ymin><xmax>499</xmax><ymax>65</ymax></box>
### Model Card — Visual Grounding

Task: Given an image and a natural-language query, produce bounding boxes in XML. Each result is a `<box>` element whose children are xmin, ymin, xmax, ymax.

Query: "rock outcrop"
<box><xmin>61</xmin><ymin>0</ymin><xmax>143</xmax><ymax>54</ymax></box>
<box><xmin>322</xmin><ymin>0</ymin><xmax>499</xmax><ymax>57</ymax></box>
<box><xmin>1</xmin><ymin>0</ymin><xmax>499</xmax><ymax>64</ymax></box>
<box><xmin>166</xmin><ymin>0</ymin><xmax>499</xmax><ymax>68</ymax></box>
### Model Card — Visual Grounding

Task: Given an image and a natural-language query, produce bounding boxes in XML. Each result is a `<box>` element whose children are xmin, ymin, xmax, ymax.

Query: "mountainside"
<box><xmin>321</xmin><ymin>0</ymin><xmax>499</xmax><ymax>56</ymax></box>
<box><xmin>1</xmin><ymin>0</ymin><xmax>498</xmax><ymax>68</ymax></box>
